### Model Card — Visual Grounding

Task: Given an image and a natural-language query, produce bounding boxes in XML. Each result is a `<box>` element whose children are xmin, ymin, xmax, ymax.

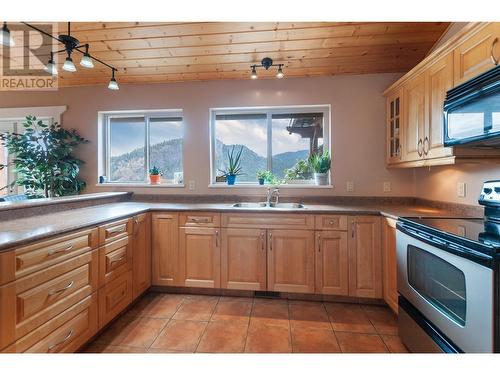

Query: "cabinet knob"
<box><xmin>492</xmin><ymin>37</ymin><xmax>499</xmax><ymax>66</ymax></box>
<box><xmin>417</xmin><ymin>139</ymin><xmax>423</xmax><ymax>157</ymax></box>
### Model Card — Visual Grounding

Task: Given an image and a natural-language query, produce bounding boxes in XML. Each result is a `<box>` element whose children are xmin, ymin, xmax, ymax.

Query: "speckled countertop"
<box><xmin>0</xmin><ymin>201</ymin><xmax>481</xmax><ymax>252</ymax></box>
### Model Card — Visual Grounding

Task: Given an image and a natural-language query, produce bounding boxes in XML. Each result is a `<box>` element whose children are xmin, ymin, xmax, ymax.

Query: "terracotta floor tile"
<box><xmin>289</xmin><ymin>302</ymin><xmax>332</xmax><ymax>330</ymax></box>
<box><xmin>128</xmin><ymin>293</ymin><xmax>184</xmax><ymax>319</ymax></box>
<box><xmin>336</xmin><ymin>332</ymin><xmax>389</xmax><ymax>353</ymax></box>
<box><xmin>291</xmin><ymin>327</ymin><xmax>341</xmax><ymax>353</ymax></box>
<box><xmin>94</xmin><ymin>314</ymin><xmax>135</xmax><ymax>345</ymax></box>
<box><xmin>211</xmin><ymin>300</ymin><xmax>252</xmax><ymax>323</ymax></box>
<box><xmin>147</xmin><ymin>348</ymin><xmax>190</xmax><ymax>353</ymax></box>
<box><xmin>98</xmin><ymin>316</ymin><xmax>168</xmax><ymax>348</ymax></box>
<box><xmin>245</xmin><ymin>324</ymin><xmax>291</xmax><ymax>353</ymax></box>
<box><xmin>172</xmin><ymin>298</ymin><xmax>218</xmax><ymax>321</ymax></box>
<box><xmin>250</xmin><ymin>300</ymin><xmax>290</xmax><ymax>328</ymax></box>
<box><xmin>82</xmin><ymin>342</ymin><xmax>148</xmax><ymax>353</ymax></box>
<box><xmin>150</xmin><ymin>320</ymin><xmax>207</xmax><ymax>352</ymax></box>
<box><xmin>381</xmin><ymin>335</ymin><xmax>409</xmax><ymax>353</ymax></box>
<box><xmin>183</xmin><ymin>294</ymin><xmax>220</xmax><ymax>302</ymax></box>
<box><xmin>362</xmin><ymin>305</ymin><xmax>399</xmax><ymax>335</ymax></box>
<box><xmin>197</xmin><ymin>322</ymin><xmax>248</xmax><ymax>353</ymax></box>
<box><xmin>325</xmin><ymin>302</ymin><xmax>376</xmax><ymax>334</ymax></box>
<box><xmin>219</xmin><ymin>296</ymin><xmax>254</xmax><ymax>303</ymax></box>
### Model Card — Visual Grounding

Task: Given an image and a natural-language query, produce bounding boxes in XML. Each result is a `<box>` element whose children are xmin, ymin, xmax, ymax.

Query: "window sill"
<box><xmin>96</xmin><ymin>183</ymin><xmax>185</xmax><ymax>188</ymax></box>
<box><xmin>208</xmin><ymin>184</ymin><xmax>333</xmax><ymax>189</ymax></box>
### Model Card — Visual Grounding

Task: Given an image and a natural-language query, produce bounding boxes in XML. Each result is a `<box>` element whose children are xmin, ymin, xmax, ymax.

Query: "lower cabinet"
<box><xmin>348</xmin><ymin>216</ymin><xmax>383</xmax><ymax>299</ymax></box>
<box><xmin>267</xmin><ymin>229</ymin><xmax>315</xmax><ymax>293</ymax></box>
<box><xmin>221</xmin><ymin>228</ymin><xmax>266</xmax><ymax>291</ymax></box>
<box><xmin>315</xmin><ymin>231</ymin><xmax>349</xmax><ymax>296</ymax></box>
<box><xmin>98</xmin><ymin>270</ymin><xmax>133</xmax><ymax>329</ymax></box>
<box><xmin>178</xmin><ymin>226</ymin><xmax>221</xmax><ymax>288</ymax></box>
<box><xmin>151</xmin><ymin>213</ymin><xmax>179</xmax><ymax>286</ymax></box>
<box><xmin>382</xmin><ymin>218</ymin><xmax>398</xmax><ymax>313</ymax></box>
<box><xmin>133</xmin><ymin>213</ymin><xmax>151</xmax><ymax>299</ymax></box>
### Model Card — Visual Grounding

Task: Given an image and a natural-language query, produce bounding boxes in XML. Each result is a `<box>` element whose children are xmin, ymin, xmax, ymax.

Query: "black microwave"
<box><xmin>444</xmin><ymin>65</ymin><xmax>500</xmax><ymax>147</ymax></box>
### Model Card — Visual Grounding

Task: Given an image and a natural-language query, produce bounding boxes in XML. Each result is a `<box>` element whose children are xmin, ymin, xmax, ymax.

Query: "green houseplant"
<box><xmin>310</xmin><ymin>150</ymin><xmax>331</xmax><ymax>185</ymax></box>
<box><xmin>0</xmin><ymin>116</ymin><xmax>88</xmax><ymax>198</ymax></box>
<box><xmin>284</xmin><ymin>158</ymin><xmax>313</xmax><ymax>184</ymax></box>
<box><xmin>219</xmin><ymin>145</ymin><xmax>244</xmax><ymax>185</ymax></box>
<box><xmin>149</xmin><ymin>166</ymin><xmax>162</xmax><ymax>185</ymax></box>
<box><xmin>256</xmin><ymin>170</ymin><xmax>272</xmax><ymax>185</ymax></box>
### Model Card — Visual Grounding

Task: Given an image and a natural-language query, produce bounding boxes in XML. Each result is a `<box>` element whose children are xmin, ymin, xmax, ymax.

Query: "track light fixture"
<box><xmin>250</xmin><ymin>57</ymin><xmax>285</xmax><ymax>80</ymax></box>
<box><xmin>0</xmin><ymin>22</ymin><xmax>15</xmax><ymax>47</ymax></box>
<box><xmin>21</xmin><ymin>22</ymin><xmax>118</xmax><ymax>90</ymax></box>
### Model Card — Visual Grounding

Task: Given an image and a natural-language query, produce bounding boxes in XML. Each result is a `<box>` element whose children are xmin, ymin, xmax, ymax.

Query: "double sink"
<box><xmin>232</xmin><ymin>202</ymin><xmax>305</xmax><ymax>209</ymax></box>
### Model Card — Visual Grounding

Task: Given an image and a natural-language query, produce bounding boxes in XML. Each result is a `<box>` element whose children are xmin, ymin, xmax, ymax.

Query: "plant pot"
<box><xmin>314</xmin><ymin>172</ymin><xmax>329</xmax><ymax>186</ymax></box>
<box><xmin>258</xmin><ymin>178</ymin><xmax>265</xmax><ymax>185</ymax></box>
<box><xmin>149</xmin><ymin>174</ymin><xmax>161</xmax><ymax>185</ymax></box>
<box><xmin>227</xmin><ymin>174</ymin><xmax>237</xmax><ymax>185</ymax></box>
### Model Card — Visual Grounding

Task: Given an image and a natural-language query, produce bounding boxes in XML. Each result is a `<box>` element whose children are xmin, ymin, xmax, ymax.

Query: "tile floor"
<box><xmin>82</xmin><ymin>292</ymin><xmax>408</xmax><ymax>353</ymax></box>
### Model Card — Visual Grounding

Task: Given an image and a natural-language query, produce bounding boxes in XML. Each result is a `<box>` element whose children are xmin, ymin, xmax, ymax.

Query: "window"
<box><xmin>210</xmin><ymin>106</ymin><xmax>329</xmax><ymax>185</ymax></box>
<box><xmin>103</xmin><ymin>111</ymin><xmax>183</xmax><ymax>184</ymax></box>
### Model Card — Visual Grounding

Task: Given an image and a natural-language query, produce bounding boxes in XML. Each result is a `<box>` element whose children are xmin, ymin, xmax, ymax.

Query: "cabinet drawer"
<box><xmin>0</xmin><ymin>249</ymin><xmax>98</xmax><ymax>350</ymax></box>
<box><xmin>315</xmin><ymin>215</ymin><xmax>348</xmax><ymax>230</ymax></box>
<box><xmin>0</xmin><ymin>228</ymin><xmax>98</xmax><ymax>285</ymax></box>
<box><xmin>222</xmin><ymin>213</ymin><xmax>314</xmax><ymax>229</ymax></box>
<box><xmin>98</xmin><ymin>218</ymin><xmax>132</xmax><ymax>246</ymax></box>
<box><xmin>179</xmin><ymin>212</ymin><xmax>221</xmax><ymax>227</ymax></box>
<box><xmin>98</xmin><ymin>270</ymin><xmax>133</xmax><ymax>329</ymax></box>
<box><xmin>98</xmin><ymin>236</ymin><xmax>132</xmax><ymax>286</ymax></box>
<box><xmin>3</xmin><ymin>293</ymin><xmax>98</xmax><ymax>353</ymax></box>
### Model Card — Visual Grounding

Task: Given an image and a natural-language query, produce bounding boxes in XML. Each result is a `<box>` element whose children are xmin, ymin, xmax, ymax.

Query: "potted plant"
<box><xmin>219</xmin><ymin>145</ymin><xmax>243</xmax><ymax>185</ymax></box>
<box><xmin>149</xmin><ymin>166</ymin><xmax>162</xmax><ymax>185</ymax></box>
<box><xmin>310</xmin><ymin>150</ymin><xmax>331</xmax><ymax>185</ymax></box>
<box><xmin>256</xmin><ymin>170</ymin><xmax>272</xmax><ymax>185</ymax></box>
<box><xmin>284</xmin><ymin>159</ymin><xmax>314</xmax><ymax>184</ymax></box>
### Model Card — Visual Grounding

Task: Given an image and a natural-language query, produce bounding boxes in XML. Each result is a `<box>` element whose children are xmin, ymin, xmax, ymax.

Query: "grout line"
<box><xmin>287</xmin><ymin>300</ymin><xmax>294</xmax><ymax>353</ymax></box>
<box><xmin>322</xmin><ymin>301</ymin><xmax>342</xmax><ymax>353</ymax></box>
<box><xmin>242</xmin><ymin>298</ymin><xmax>255</xmax><ymax>353</ymax></box>
<box><xmin>193</xmin><ymin>296</ymin><xmax>219</xmax><ymax>353</ymax></box>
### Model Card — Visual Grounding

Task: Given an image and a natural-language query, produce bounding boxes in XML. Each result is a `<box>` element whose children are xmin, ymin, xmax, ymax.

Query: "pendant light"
<box><xmin>249</xmin><ymin>58</ymin><xmax>285</xmax><ymax>80</ymax></box>
<box><xmin>276</xmin><ymin>65</ymin><xmax>284</xmax><ymax>78</ymax></box>
<box><xmin>0</xmin><ymin>22</ymin><xmax>15</xmax><ymax>47</ymax></box>
<box><xmin>44</xmin><ymin>52</ymin><xmax>58</xmax><ymax>75</ymax></box>
<box><xmin>108</xmin><ymin>68</ymin><xmax>119</xmax><ymax>90</ymax></box>
<box><xmin>80</xmin><ymin>44</ymin><xmax>94</xmax><ymax>68</ymax></box>
<box><xmin>63</xmin><ymin>52</ymin><xmax>77</xmax><ymax>72</ymax></box>
<box><xmin>250</xmin><ymin>66</ymin><xmax>258</xmax><ymax>79</ymax></box>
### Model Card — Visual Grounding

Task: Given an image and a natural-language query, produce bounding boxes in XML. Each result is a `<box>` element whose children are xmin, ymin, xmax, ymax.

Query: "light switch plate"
<box><xmin>346</xmin><ymin>181</ymin><xmax>354</xmax><ymax>192</ymax></box>
<box><xmin>457</xmin><ymin>182</ymin><xmax>466</xmax><ymax>198</ymax></box>
<box><xmin>188</xmin><ymin>180</ymin><xmax>196</xmax><ymax>191</ymax></box>
<box><xmin>383</xmin><ymin>181</ymin><xmax>392</xmax><ymax>192</ymax></box>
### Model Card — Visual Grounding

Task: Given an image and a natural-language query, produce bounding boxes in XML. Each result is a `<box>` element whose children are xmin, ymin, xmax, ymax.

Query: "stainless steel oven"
<box><xmin>396</xmin><ymin>225</ymin><xmax>494</xmax><ymax>353</ymax></box>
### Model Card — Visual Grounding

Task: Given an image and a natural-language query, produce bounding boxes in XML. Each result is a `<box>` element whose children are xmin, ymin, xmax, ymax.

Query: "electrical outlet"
<box><xmin>346</xmin><ymin>181</ymin><xmax>354</xmax><ymax>192</ymax></box>
<box><xmin>457</xmin><ymin>182</ymin><xmax>466</xmax><ymax>198</ymax></box>
<box><xmin>383</xmin><ymin>181</ymin><xmax>392</xmax><ymax>192</ymax></box>
<box><xmin>188</xmin><ymin>180</ymin><xmax>196</xmax><ymax>191</ymax></box>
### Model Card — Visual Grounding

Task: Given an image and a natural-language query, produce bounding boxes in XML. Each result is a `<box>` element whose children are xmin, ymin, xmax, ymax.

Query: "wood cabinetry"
<box><xmin>382</xmin><ymin>218</ymin><xmax>398</xmax><ymax>314</ymax></box>
<box><xmin>386</xmin><ymin>88</ymin><xmax>403</xmax><ymax>163</ymax></box>
<box><xmin>98</xmin><ymin>270</ymin><xmax>133</xmax><ymax>328</ymax></box>
<box><xmin>402</xmin><ymin>72</ymin><xmax>427</xmax><ymax>162</ymax></box>
<box><xmin>221</xmin><ymin>228</ymin><xmax>266</xmax><ymax>291</ymax></box>
<box><xmin>132</xmin><ymin>213</ymin><xmax>151</xmax><ymax>299</ymax></box>
<box><xmin>267</xmin><ymin>229</ymin><xmax>315</xmax><ymax>293</ymax></box>
<box><xmin>315</xmin><ymin>231</ymin><xmax>349</xmax><ymax>296</ymax></box>
<box><xmin>151</xmin><ymin>212</ymin><xmax>179</xmax><ymax>286</ymax></box>
<box><xmin>178</xmin><ymin>227</ymin><xmax>221</xmax><ymax>289</ymax></box>
<box><xmin>348</xmin><ymin>216</ymin><xmax>382</xmax><ymax>299</ymax></box>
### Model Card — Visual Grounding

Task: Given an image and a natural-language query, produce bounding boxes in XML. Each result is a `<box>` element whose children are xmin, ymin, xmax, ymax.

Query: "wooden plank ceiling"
<box><xmin>10</xmin><ymin>22</ymin><xmax>450</xmax><ymax>87</ymax></box>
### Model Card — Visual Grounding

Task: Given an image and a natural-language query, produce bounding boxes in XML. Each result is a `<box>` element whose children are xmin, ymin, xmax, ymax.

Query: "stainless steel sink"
<box><xmin>232</xmin><ymin>202</ymin><xmax>267</xmax><ymax>208</ymax></box>
<box><xmin>268</xmin><ymin>202</ymin><xmax>305</xmax><ymax>209</ymax></box>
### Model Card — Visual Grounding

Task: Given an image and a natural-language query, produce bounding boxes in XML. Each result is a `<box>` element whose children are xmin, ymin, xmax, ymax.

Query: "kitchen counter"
<box><xmin>0</xmin><ymin>200</ymin><xmax>480</xmax><ymax>252</ymax></box>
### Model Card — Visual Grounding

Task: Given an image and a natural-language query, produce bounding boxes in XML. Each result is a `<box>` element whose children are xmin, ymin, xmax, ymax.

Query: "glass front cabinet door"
<box><xmin>386</xmin><ymin>89</ymin><xmax>403</xmax><ymax>164</ymax></box>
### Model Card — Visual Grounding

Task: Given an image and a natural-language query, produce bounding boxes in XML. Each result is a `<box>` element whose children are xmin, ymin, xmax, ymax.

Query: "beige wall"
<box><xmin>0</xmin><ymin>73</ymin><xmax>414</xmax><ymax>197</ymax></box>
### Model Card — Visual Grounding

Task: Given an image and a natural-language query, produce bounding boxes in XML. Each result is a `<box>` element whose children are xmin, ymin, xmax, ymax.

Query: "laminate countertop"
<box><xmin>0</xmin><ymin>201</ymin><xmax>482</xmax><ymax>252</ymax></box>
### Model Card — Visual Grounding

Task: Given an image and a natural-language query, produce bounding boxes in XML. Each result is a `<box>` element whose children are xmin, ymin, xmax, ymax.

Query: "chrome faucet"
<box><xmin>266</xmin><ymin>187</ymin><xmax>280</xmax><ymax>206</ymax></box>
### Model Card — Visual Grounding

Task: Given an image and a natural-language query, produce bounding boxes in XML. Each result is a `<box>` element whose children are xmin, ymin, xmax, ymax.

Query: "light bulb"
<box><xmin>250</xmin><ymin>66</ymin><xmax>258</xmax><ymax>79</ymax></box>
<box><xmin>276</xmin><ymin>66</ymin><xmax>284</xmax><ymax>79</ymax></box>
<box><xmin>63</xmin><ymin>56</ymin><xmax>76</xmax><ymax>72</ymax></box>
<box><xmin>0</xmin><ymin>23</ymin><xmax>15</xmax><ymax>47</ymax></box>
<box><xmin>44</xmin><ymin>58</ymin><xmax>58</xmax><ymax>76</ymax></box>
<box><xmin>108</xmin><ymin>77</ymin><xmax>119</xmax><ymax>90</ymax></box>
<box><xmin>80</xmin><ymin>53</ymin><xmax>94</xmax><ymax>68</ymax></box>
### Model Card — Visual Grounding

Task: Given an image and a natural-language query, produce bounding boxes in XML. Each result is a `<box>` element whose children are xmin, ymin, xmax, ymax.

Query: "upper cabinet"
<box><xmin>385</xmin><ymin>23</ymin><xmax>500</xmax><ymax>168</ymax></box>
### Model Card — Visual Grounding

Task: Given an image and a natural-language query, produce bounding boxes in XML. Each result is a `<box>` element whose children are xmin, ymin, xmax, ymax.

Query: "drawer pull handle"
<box><xmin>110</xmin><ymin>256</ymin><xmax>125</xmax><ymax>265</ymax></box>
<box><xmin>48</xmin><ymin>329</ymin><xmax>73</xmax><ymax>352</ymax></box>
<box><xmin>190</xmin><ymin>217</ymin><xmax>210</xmax><ymax>223</ymax></box>
<box><xmin>492</xmin><ymin>37</ymin><xmax>498</xmax><ymax>66</ymax></box>
<box><xmin>261</xmin><ymin>232</ymin><xmax>265</xmax><ymax>252</ymax></box>
<box><xmin>133</xmin><ymin>218</ymin><xmax>140</xmax><ymax>235</ymax></box>
<box><xmin>269</xmin><ymin>232</ymin><xmax>272</xmax><ymax>251</ymax></box>
<box><xmin>108</xmin><ymin>225</ymin><xmax>126</xmax><ymax>236</ymax></box>
<box><xmin>215</xmin><ymin>230</ymin><xmax>219</xmax><ymax>247</ymax></box>
<box><xmin>329</xmin><ymin>220</ymin><xmax>336</xmax><ymax>225</ymax></box>
<box><xmin>48</xmin><ymin>281</ymin><xmax>74</xmax><ymax>296</ymax></box>
<box><xmin>48</xmin><ymin>244</ymin><xmax>73</xmax><ymax>256</ymax></box>
<box><xmin>317</xmin><ymin>233</ymin><xmax>321</xmax><ymax>252</ymax></box>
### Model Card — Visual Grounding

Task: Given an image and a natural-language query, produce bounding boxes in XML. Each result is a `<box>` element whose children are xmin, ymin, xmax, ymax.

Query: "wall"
<box><xmin>0</xmin><ymin>73</ymin><xmax>414</xmax><ymax>197</ymax></box>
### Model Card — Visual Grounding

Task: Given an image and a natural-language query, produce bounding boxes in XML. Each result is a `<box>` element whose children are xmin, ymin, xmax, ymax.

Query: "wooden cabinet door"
<box><xmin>132</xmin><ymin>213</ymin><xmax>151</xmax><ymax>299</ymax></box>
<box><xmin>382</xmin><ymin>218</ymin><xmax>398</xmax><ymax>314</ymax></box>
<box><xmin>315</xmin><ymin>231</ymin><xmax>348</xmax><ymax>296</ymax></box>
<box><xmin>403</xmin><ymin>73</ymin><xmax>427</xmax><ymax>162</ymax></box>
<box><xmin>179</xmin><ymin>227</ymin><xmax>220</xmax><ymax>288</ymax></box>
<box><xmin>426</xmin><ymin>52</ymin><xmax>454</xmax><ymax>160</ymax></box>
<box><xmin>453</xmin><ymin>23</ymin><xmax>500</xmax><ymax>86</ymax></box>
<box><xmin>151</xmin><ymin>213</ymin><xmax>179</xmax><ymax>286</ymax></box>
<box><xmin>221</xmin><ymin>228</ymin><xmax>266</xmax><ymax>291</ymax></box>
<box><xmin>267</xmin><ymin>229</ymin><xmax>314</xmax><ymax>293</ymax></box>
<box><xmin>348</xmin><ymin>216</ymin><xmax>382</xmax><ymax>299</ymax></box>
<box><xmin>386</xmin><ymin>89</ymin><xmax>403</xmax><ymax>164</ymax></box>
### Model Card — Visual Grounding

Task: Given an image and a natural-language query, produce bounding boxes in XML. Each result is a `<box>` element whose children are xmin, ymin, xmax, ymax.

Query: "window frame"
<box><xmin>100</xmin><ymin>109</ymin><xmax>184</xmax><ymax>185</ymax></box>
<box><xmin>209</xmin><ymin>105</ymin><xmax>331</xmax><ymax>186</ymax></box>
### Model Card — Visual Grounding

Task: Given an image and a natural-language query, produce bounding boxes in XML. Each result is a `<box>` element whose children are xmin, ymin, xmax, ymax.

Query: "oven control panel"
<box><xmin>479</xmin><ymin>180</ymin><xmax>500</xmax><ymax>206</ymax></box>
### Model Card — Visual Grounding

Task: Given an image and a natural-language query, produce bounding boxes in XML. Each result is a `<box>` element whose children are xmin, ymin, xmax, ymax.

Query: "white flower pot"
<box><xmin>314</xmin><ymin>172</ymin><xmax>329</xmax><ymax>186</ymax></box>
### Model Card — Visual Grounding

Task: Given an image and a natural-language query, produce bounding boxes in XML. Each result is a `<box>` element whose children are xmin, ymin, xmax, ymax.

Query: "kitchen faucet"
<box><xmin>266</xmin><ymin>187</ymin><xmax>280</xmax><ymax>206</ymax></box>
